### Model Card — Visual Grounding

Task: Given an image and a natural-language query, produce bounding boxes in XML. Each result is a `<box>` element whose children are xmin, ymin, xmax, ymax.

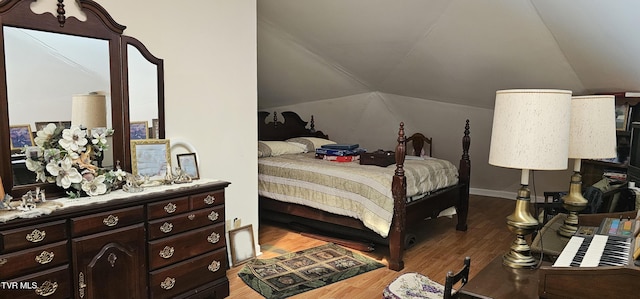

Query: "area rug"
<box><xmin>238</xmin><ymin>243</ymin><xmax>384</xmax><ymax>299</ymax></box>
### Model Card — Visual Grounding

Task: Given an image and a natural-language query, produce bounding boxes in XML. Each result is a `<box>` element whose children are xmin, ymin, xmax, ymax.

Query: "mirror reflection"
<box><xmin>127</xmin><ymin>44</ymin><xmax>159</xmax><ymax>139</ymax></box>
<box><xmin>4</xmin><ymin>26</ymin><xmax>112</xmax><ymax>185</ymax></box>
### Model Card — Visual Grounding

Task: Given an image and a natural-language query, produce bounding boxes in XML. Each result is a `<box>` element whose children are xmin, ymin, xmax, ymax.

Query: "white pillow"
<box><xmin>258</xmin><ymin>141</ymin><xmax>306</xmax><ymax>157</ymax></box>
<box><xmin>286</xmin><ymin>137</ymin><xmax>337</xmax><ymax>152</ymax></box>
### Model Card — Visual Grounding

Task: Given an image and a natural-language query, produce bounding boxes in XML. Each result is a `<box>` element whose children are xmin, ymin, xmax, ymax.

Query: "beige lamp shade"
<box><xmin>71</xmin><ymin>93</ymin><xmax>107</xmax><ymax>130</ymax></box>
<box><xmin>489</xmin><ymin>89</ymin><xmax>572</xmax><ymax>170</ymax></box>
<box><xmin>569</xmin><ymin>95</ymin><xmax>617</xmax><ymax>159</ymax></box>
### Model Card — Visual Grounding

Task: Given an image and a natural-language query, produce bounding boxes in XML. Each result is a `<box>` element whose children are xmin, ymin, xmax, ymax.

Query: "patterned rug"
<box><xmin>238</xmin><ymin>243</ymin><xmax>385</xmax><ymax>299</ymax></box>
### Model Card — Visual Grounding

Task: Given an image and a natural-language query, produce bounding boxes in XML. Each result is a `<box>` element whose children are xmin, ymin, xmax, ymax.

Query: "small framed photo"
<box><xmin>130</xmin><ymin>121</ymin><xmax>149</xmax><ymax>140</ymax></box>
<box><xmin>152</xmin><ymin>118</ymin><xmax>160</xmax><ymax>139</ymax></box>
<box><xmin>131</xmin><ymin>139</ymin><xmax>171</xmax><ymax>181</ymax></box>
<box><xmin>616</xmin><ymin>103</ymin><xmax>630</xmax><ymax>131</ymax></box>
<box><xmin>177</xmin><ymin>153</ymin><xmax>200</xmax><ymax>180</ymax></box>
<box><xmin>228</xmin><ymin>224</ymin><xmax>256</xmax><ymax>266</ymax></box>
<box><xmin>9</xmin><ymin>124</ymin><xmax>34</xmax><ymax>150</ymax></box>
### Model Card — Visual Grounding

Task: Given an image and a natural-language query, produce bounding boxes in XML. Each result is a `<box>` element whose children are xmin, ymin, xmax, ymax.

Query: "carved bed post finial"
<box><xmin>57</xmin><ymin>0</ymin><xmax>66</xmax><ymax>27</ymax></box>
<box><xmin>310</xmin><ymin>115</ymin><xmax>316</xmax><ymax>132</ymax></box>
<box><xmin>272</xmin><ymin>111</ymin><xmax>278</xmax><ymax>128</ymax></box>
<box><xmin>462</xmin><ymin>119</ymin><xmax>470</xmax><ymax>160</ymax></box>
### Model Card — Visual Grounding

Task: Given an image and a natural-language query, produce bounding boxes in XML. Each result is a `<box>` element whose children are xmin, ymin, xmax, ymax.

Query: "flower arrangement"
<box><xmin>24</xmin><ymin>123</ymin><xmax>127</xmax><ymax>197</ymax></box>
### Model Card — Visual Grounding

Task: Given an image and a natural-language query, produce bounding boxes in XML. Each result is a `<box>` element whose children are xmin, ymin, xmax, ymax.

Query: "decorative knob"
<box><xmin>161</xmin><ymin>277</ymin><xmax>176</xmax><ymax>290</ymax></box>
<box><xmin>160</xmin><ymin>222</ymin><xmax>173</xmax><ymax>233</ymax></box>
<box><xmin>35</xmin><ymin>251</ymin><xmax>54</xmax><ymax>265</ymax></box>
<box><xmin>208</xmin><ymin>260</ymin><xmax>221</xmax><ymax>272</ymax></box>
<box><xmin>207</xmin><ymin>232</ymin><xmax>220</xmax><ymax>244</ymax></box>
<box><xmin>204</xmin><ymin>195</ymin><xmax>215</xmax><ymax>205</ymax></box>
<box><xmin>159</xmin><ymin>246</ymin><xmax>175</xmax><ymax>259</ymax></box>
<box><xmin>26</xmin><ymin>229</ymin><xmax>46</xmax><ymax>243</ymax></box>
<box><xmin>208</xmin><ymin>211</ymin><xmax>219</xmax><ymax>222</ymax></box>
<box><xmin>103</xmin><ymin>215</ymin><xmax>119</xmax><ymax>227</ymax></box>
<box><xmin>164</xmin><ymin>202</ymin><xmax>177</xmax><ymax>214</ymax></box>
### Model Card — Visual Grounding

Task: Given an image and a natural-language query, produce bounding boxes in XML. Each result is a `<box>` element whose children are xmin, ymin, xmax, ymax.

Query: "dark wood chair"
<box><xmin>405</xmin><ymin>132</ymin><xmax>432</xmax><ymax>157</ymax></box>
<box><xmin>383</xmin><ymin>256</ymin><xmax>472</xmax><ymax>299</ymax></box>
<box><xmin>445</xmin><ymin>256</ymin><xmax>471</xmax><ymax>299</ymax></box>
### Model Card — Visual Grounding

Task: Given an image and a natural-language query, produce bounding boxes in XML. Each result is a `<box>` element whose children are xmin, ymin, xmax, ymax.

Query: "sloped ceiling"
<box><xmin>258</xmin><ymin>0</ymin><xmax>640</xmax><ymax>109</ymax></box>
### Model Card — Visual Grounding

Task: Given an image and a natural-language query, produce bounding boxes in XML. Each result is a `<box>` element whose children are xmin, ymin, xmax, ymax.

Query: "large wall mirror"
<box><xmin>0</xmin><ymin>0</ymin><xmax>164</xmax><ymax>198</ymax></box>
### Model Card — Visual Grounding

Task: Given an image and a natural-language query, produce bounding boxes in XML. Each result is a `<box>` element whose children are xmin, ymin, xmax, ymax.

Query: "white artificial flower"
<box><xmin>92</xmin><ymin>131</ymin><xmax>107</xmax><ymax>146</ymax></box>
<box><xmin>58</xmin><ymin>126</ymin><xmax>88</xmax><ymax>152</ymax></box>
<box><xmin>46</xmin><ymin>157</ymin><xmax>83</xmax><ymax>189</ymax></box>
<box><xmin>81</xmin><ymin>175</ymin><xmax>107</xmax><ymax>196</ymax></box>
<box><xmin>111</xmin><ymin>168</ymin><xmax>127</xmax><ymax>181</ymax></box>
<box><xmin>25</xmin><ymin>158</ymin><xmax>47</xmax><ymax>182</ymax></box>
<box><xmin>34</xmin><ymin>123</ymin><xmax>57</xmax><ymax>147</ymax></box>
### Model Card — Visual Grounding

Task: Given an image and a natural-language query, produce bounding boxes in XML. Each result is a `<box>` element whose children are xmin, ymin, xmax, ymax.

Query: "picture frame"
<box><xmin>9</xmin><ymin>124</ymin><xmax>34</xmax><ymax>150</ymax></box>
<box><xmin>177</xmin><ymin>153</ymin><xmax>200</xmax><ymax>180</ymax></box>
<box><xmin>228</xmin><ymin>224</ymin><xmax>256</xmax><ymax>266</ymax></box>
<box><xmin>152</xmin><ymin>118</ymin><xmax>160</xmax><ymax>139</ymax></box>
<box><xmin>34</xmin><ymin>121</ymin><xmax>71</xmax><ymax>131</ymax></box>
<box><xmin>616</xmin><ymin>103</ymin><xmax>630</xmax><ymax>131</ymax></box>
<box><xmin>130</xmin><ymin>121</ymin><xmax>149</xmax><ymax>140</ymax></box>
<box><xmin>130</xmin><ymin>139</ymin><xmax>171</xmax><ymax>181</ymax></box>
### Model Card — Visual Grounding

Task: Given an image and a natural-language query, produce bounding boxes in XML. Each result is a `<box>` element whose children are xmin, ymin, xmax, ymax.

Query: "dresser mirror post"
<box><xmin>0</xmin><ymin>0</ymin><xmax>165</xmax><ymax>198</ymax></box>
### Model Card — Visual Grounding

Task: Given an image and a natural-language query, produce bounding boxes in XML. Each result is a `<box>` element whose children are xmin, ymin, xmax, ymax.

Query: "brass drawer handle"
<box><xmin>159</xmin><ymin>246</ymin><xmax>175</xmax><ymax>259</ymax></box>
<box><xmin>103</xmin><ymin>215</ymin><xmax>119</xmax><ymax>227</ymax></box>
<box><xmin>0</xmin><ymin>258</ymin><xmax>7</xmax><ymax>266</ymax></box>
<box><xmin>208</xmin><ymin>260</ymin><xmax>221</xmax><ymax>272</ymax></box>
<box><xmin>208</xmin><ymin>211</ymin><xmax>219</xmax><ymax>222</ymax></box>
<box><xmin>204</xmin><ymin>195</ymin><xmax>215</xmax><ymax>205</ymax></box>
<box><xmin>164</xmin><ymin>203</ymin><xmax>177</xmax><ymax>214</ymax></box>
<box><xmin>207</xmin><ymin>232</ymin><xmax>220</xmax><ymax>244</ymax></box>
<box><xmin>26</xmin><ymin>229</ymin><xmax>46</xmax><ymax>243</ymax></box>
<box><xmin>35</xmin><ymin>280</ymin><xmax>58</xmax><ymax>297</ymax></box>
<box><xmin>187</xmin><ymin>214</ymin><xmax>196</xmax><ymax>220</ymax></box>
<box><xmin>160</xmin><ymin>222</ymin><xmax>173</xmax><ymax>233</ymax></box>
<box><xmin>79</xmin><ymin>272</ymin><xmax>86</xmax><ymax>298</ymax></box>
<box><xmin>35</xmin><ymin>251</ymin><xmax>55</xmax><ymax>265</ymax></box>
<box><xmin>161</xmin><ymin>277</ymin><xmax>175</xmax><ymax>290</ymax></box>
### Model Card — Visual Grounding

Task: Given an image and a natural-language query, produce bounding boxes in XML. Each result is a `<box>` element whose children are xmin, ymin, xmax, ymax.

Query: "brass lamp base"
<box><xmin>558</xmin><ymin>172</ymin><xmax>588</xmax><ymax>238</ymax></box>
<box><xmin>503</xmin><ymin>185</ymin><xmax>539</xmax><ymax>268</ymax></box>
<box><xmin>503</xmin><ymin>235</ymin><xmax>538</xmax><ymax>268</ymax></box>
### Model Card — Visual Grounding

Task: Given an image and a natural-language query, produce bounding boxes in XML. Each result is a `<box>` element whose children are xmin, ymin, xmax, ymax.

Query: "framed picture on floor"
<box><xmin>228</xmin><ymin>224</ymin><xmax>256</xmax><ymax>266</ymax></box>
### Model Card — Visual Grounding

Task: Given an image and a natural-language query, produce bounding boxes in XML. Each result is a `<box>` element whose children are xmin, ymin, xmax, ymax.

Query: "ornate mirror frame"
<box><xmin>0</xmin><ymin>0</ymin><xmax>164</xmax><ymax>198</ymax></box>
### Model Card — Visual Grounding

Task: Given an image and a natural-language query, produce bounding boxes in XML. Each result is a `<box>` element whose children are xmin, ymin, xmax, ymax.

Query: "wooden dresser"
<box><xmin>0</xmin><ymin>180</ymin><xmax>230</xmax><ymax>299</ymax></box>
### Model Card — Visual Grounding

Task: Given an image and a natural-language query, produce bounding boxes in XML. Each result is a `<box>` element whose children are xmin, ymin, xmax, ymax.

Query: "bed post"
<box><xmin>456</xmin><ymin>120</ymin><xmax>471</xmax><ymax>231</ymax></box>
<box><xmin>389</xmin><ymin>122</ymin><xmax>407</xmax><ymax>271</ymax></box>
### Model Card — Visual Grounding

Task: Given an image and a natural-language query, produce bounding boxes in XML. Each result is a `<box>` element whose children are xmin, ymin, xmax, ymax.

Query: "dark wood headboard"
<box><xmin>258</xmin><ymin>111</ymin><xmax>329</xmax><ymax>141</ymax></box>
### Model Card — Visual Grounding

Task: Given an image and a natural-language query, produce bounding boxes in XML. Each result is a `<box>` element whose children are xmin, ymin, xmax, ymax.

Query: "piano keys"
<box><xmin>553</xmin><ymin>235</ymin><xmax>630</xmax><ymax>267</ymax></box>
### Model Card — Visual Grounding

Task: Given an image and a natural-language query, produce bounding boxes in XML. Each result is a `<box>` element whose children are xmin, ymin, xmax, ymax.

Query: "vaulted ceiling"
<box><xmin>257</xmin><ymin>0</ymin><xmax>640</xmax><ymax>110</ymax></box>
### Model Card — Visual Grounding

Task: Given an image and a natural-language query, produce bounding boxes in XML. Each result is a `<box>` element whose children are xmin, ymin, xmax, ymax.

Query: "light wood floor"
<box><xmin>227</xmin><ymin>195</ymin><xmax>517</xmax><ymax>298</ymax></box>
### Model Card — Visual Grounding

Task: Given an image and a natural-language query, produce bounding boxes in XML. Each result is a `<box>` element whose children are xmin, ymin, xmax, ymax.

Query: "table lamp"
<box><xmin>489</xmin><ymin>89</ymin><xmax>572</xmax><ymax>268</ymax></box>
<box><xmin>558</xmin><ymin>95</ymin><xmax>617</xmax><ymax>237</ymax></box>
<box><xmin>71</xmin><ymin>92</ymin><xmax>107</xmax><ymax>133</ymax></box>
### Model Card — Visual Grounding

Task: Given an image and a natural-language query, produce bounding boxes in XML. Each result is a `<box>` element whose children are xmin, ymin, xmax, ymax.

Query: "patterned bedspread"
<box><xmin>258</xmin><ymin>153</ymin><xmax>459</xmax><ymax>238</ymax></box>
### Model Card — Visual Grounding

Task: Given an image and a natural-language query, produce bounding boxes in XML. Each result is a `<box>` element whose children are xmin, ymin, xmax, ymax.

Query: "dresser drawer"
<box><xmin>149</xmin><ymin>247</ymin><xmax>227</xmax><ymax>299</ymax></box>
<box><xmin>191</xmin><ymin>190</ymin><xmax>225</xmax><ymax>210</ymax></box>
<box><xmin>148</xmin><ymin>222</ymin><xmax>225</xmax><ymax>270</ymax></box>
<box><xmin>70</xmin><ymin>205</ymin><xmax>144</xmax><ymax>237</ymax></box>
<box><xmin>148</xmin><ymin>206</ymin><xmax>225</xmax><ymax>240</ymax></box>
<box><xmin>0</xmin><ymin>264</ymin><xmax>71</xmax><ymax>299</ymax></box>
<box><xmin>147</xmin><ymin>196</ymin><xmax>190</xmax><ymax>220</ymax></box>
<box><xmin>0</xmin><ymin>240</ymin><xmax>68</xmax><ymax>279</ymax></box>
<box><xmin>0</xmin><ymin>220</ymin><xmax>67</xmax><ymax>253</ymax></box>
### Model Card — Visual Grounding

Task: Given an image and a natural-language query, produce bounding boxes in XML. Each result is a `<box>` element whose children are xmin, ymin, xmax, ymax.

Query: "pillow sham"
<box><xmin>258</xmin><ymin>141</ymin><xmax>306</xmax><ymax>157</ymax></box>
<box><xmin>286</xmin><ymin>137</ymin><xmax>337</xmax><ymax>152</ymax></box>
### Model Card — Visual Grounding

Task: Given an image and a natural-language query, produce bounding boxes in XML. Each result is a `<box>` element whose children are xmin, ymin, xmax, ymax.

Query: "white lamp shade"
<box><xmin>489</xmin><ymin>89</ymin><xmax>572</xmax><ymax>170</ymax></box>
<box><xmin>569</xmin><ymin>95</ymin><xmax>617</xmax><ymax>159</ymax></box>
<box><xmin>71</xmin><ymin>93</ymin><xmax>107</xmax><ymax>130</ymax></box>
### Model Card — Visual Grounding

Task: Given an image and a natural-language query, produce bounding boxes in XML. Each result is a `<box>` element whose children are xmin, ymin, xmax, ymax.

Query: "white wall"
<box><xmin>102</xmin><ymin>1</ymin><xmax>259</xmax><ymax>252</ymax></box>
<box><xmin>264</xmin><ymin>92</ymin><xmax>573</xmax><ymax>201</ymax></box>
